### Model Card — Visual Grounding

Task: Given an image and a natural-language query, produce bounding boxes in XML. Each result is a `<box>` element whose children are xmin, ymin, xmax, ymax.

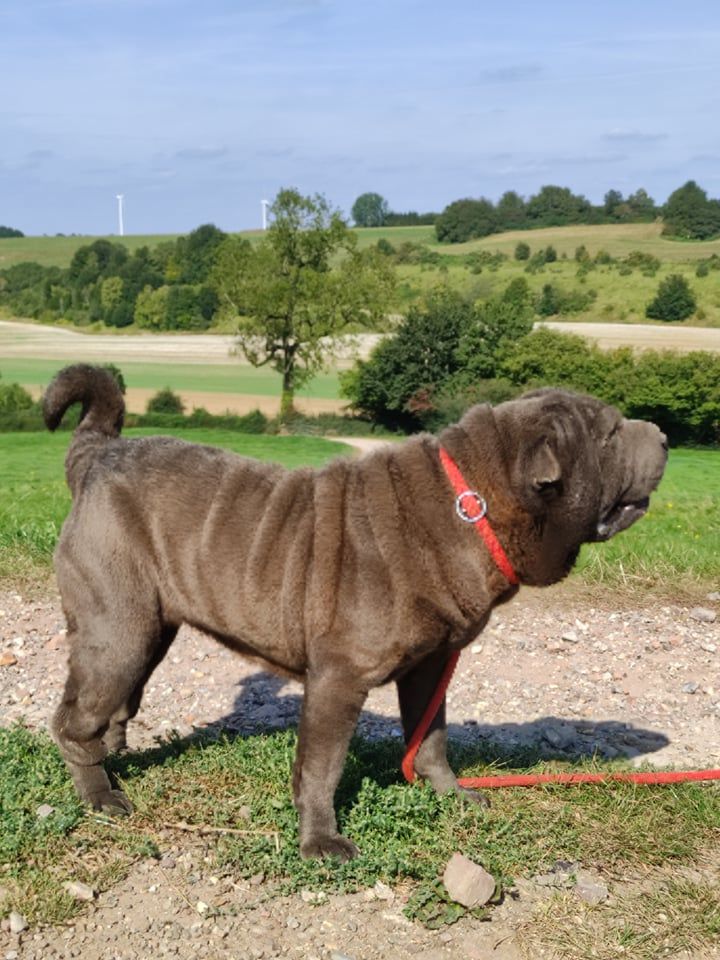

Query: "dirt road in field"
<box><xmin>541</xmin><ymin>320</ymin><xmax>720</xmax><ymax>352</ymax></box>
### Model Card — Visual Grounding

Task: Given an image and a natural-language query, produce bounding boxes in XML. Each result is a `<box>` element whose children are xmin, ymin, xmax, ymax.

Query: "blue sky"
<box><xmin>2</xmin><ymin>0</ymin><xmax>719</xmax><ymax>235</ymax></box>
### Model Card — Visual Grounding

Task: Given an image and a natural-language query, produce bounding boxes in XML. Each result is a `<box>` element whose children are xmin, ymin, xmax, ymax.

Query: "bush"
<box><xmin>535</xmin><ymin>283</ymin><xmax>596</xmax><ymax>316</ymax></box>
<box><xmin>646</xmin><ymin>274</ymin><xmax>697</xmax><ymax>322</ymax></box>
<box><xmin>0</xmin><ymin>381</ymin><xmax>34</xmax><ymax>414</ymax></box>
<box><xmin>146</xmin><ymin>388</ymin><xmax>185</xmax><ymax>415</ymax></box>
<box><xmin>514</xmin><ymin>242</ymin><xmax>530</xmax><ymax>261</ymax></box>
<box><xmin>340</xmin><ymin>291</ymin><xmax>476</xmax><ymax>429</ymax></box>
<box><xmin>696</xmin><ymin>262</ymin><xmax>710</xmax><ymax>278</ymax></box>
<box><xmin>544</xmin><ymin>245</ymin><xmax>558</xmax><ymax>263</ymax></box>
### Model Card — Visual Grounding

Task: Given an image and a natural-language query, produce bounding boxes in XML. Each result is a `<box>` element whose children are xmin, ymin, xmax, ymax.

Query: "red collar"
<box><xmin>439</xmin><ymin>446</ymin><xmax>519</xmax><ymax>585</ymax></box>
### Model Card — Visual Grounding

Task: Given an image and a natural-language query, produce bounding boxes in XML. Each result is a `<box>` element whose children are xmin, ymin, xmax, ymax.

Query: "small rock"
<box><xmin>0</xmin><ymin>652</ymin><xmax>18</xmax><ymax>667</ymax></box>
<box><xmin>706</xmin><ymin>592</ymin><xmax>720</xmax><ymax>603</ymax></box>
<box><xmin>238</xmin><ymin>805</ymin><xmax>252</xmax><ymax>821</ymax></box>
<box><xmin>690</xmin><ymin>607</ymin><xmax>717</xmax><ymax>624</ymax></box>
<box><xmin>9</xmin><ymin>912</ymin><xmax>27</xmax><ymax>934</ymax></box>
<box><xmin>470</xmin><ymin>643</ymin><xmax>483</xmax><ymax>654</ymax></box>
<box><xmin>372</xmin><ymin>880</ymin><xmax>394</xmax><ymax>901</ymax></box>
<box><xmin>561</xmin><ymin>631</ymin><xmax>579</xmax><ymax>644</ymax></box>
<box><xmin>196</xmin><ymin>901</ymin><xmax>209</xmax><ymax>914</ymax></box>
<box><xmin>330</xmin><ymin>953</ymin><xmax>355</xmax><ymax>960</ymax></box>
<box><xmin>442</xmin><ymin>852</ymin><xmax>496</xmax><ymax>908</ymax></box>
<box><xmin>36</xmin><ymin>804</ymin><xmax>55</xmax><ymax>820</ymax></box>
<box><xmin>701</xmin><ymin>642</ymin><xmax>717</xmax><ymax>654</ymax></box>
<box><xmin>299</xmin><ymin>888</ymin><xmax>327</xmax><ymax>905</ymax></box>
<box><xmin>533</xmin><ymin>860</ymin><xmax>579</xmax><ymax>889</ymax></box>
<box><xmin>63</xmin><ymin>881</ymin><xmax>96</xmax><ymax>902</ymax></box>
<box><xmin>574</xmin><ymin>870</ymin><xmax>609</xmax><ymax>905</ymax></box>
<box><xmin>682</xmin><ymin>682</ymin><xmax>700</xmax><ymax>695</ymax></box>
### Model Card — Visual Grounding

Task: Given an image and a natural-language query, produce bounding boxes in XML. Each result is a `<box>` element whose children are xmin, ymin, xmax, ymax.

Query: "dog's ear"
<box><xmin>529</xmin><ymin>438</ymin><xmax>562</xmax><ymax>497</ymax></box>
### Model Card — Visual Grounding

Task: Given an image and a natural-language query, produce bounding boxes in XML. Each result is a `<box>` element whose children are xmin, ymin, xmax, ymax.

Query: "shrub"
<box><xmin>646</xmin><ymin>274</ymin><xmax>697</xmax><ymax>322</ymax></box>
<box><xmin>696</xmin><ymin>262</ymin><xmax>710</xmax><ymax>278</ymax></box>
<box><xmin>146</xmin><ymin>388</ymin><xmax>185</xmax><ymax>415</ymax></box>
<box><xmin>535</xmin><ymin>284</ymin><xmax>596</xmax><ymax>316</ymax></box>
<box><xmin>0</xmin><ymin>381</ymin><xmax>34</xmax><ymax>414</ymax></box>
<box><xmin>544</xmin><ymin>245</ymin><xmax>558</xmax><ymax>263</ymax></box>
<box><xmin>514</xmin><ymin>242</ymin><xmax>530</xmax><ymax>261</ymax></box>
<box><xmin>376</xmin><ymin>238</ymin><xmax>395</xmax><ymax>256</ymax></box>
<box><xmin>574</xmin><ymin>245</ymin><xmax>590</xmax><ymax>262</ymax></box>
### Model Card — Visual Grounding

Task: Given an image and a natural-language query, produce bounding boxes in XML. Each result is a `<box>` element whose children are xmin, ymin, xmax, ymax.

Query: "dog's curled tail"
<box><xmin>43</xmin><ymin>364</ymin><xmax>125</xmax><ymax>495</ymax></box>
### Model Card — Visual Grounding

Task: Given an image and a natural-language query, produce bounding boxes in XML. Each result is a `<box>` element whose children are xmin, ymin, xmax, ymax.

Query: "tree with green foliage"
<box><xmin>496</xmin><ymin>190</ymin><xmax>527</xmax><ymax>229</ymax></box>
<box><xmin>0</xmin><ymin>226</ymin><xmax>24</xmax><ymax>238</ymax></box>
<box><xmin>526</xmin><ymin>185</ymin><xmax>592</xmax><ymax>226</ymax></box>
<box><xmin>340</xmin><ymin>291</ymin><xmax>474</xmax><ymax>429</ymax></box>
<box><xmin>211</xmin><ymin>188</ymin><xmax>395</xmax><ymax>418</ymax></box>
<box><xmin>351</xmin><ymin>193</ymin><xmax>390</xmax><ymax>227</ymax></box>
<box><xmin>663</xmin><ymin>181</ymin><xmax>720</xmax><ymax>240</ymax></box>
<box><xmin>514</xmin><ymin>242</ymin><xmax>530</xmax><ymax>261</ymax></box>
<box><xmin>435</xmin><ymin>198</ymin><xmax>497</xmax><ymax>243</ymax></box>
<box><xmin>174</xmin><ymin>224</ymin><xmax>227</xmax><ymax>283</ymax></box>
<box><xmin>646</xmin><ymin>274</ymin><xmax>697</xmax><ymax>322</ymax></box>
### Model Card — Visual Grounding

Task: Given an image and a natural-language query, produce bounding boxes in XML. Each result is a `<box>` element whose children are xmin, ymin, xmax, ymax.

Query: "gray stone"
<box><xmin>682</xmin><ymin>681</ymin><xmax>700</xmax><ymax>695</ymax></box>
<box><xmin>442</xmin><ymin>852</ymin><xmax>496</xmax><ymax>908</ymax></box>
<box><xmin>690</xmin><ymin>607</ymin><xmax>717</xmax><ymax>624</ymax></box>
<box><xmin>9</xmin><ymin>912</ymin><xmax>27</xmax><ymax>934</ymax></box>
<box><xmin>706</xmin><ymin>592</ymin><xmax>720</xmax><ymax>603</ymax></box>
<box><xmin>63</xmin><ymin>881</ymin><xmax>96</xmax><ymax>901</ymax></box>
<box><xmin>561</xmin><ymin>630</ymin><xmax>580</xmax><ymax>644</ymax></box>
<box><xmin>36</xmin><ymin>804</ymin><xmax>55</xmax><ymax>820</ymax></box>
<box><xmin>533</xmin><ymin>860</ymin><xmax>579</xmax><ymax>889</ymax></box>
<box><xmin>574</xmin><ymin>870</ymin><xmax>609</xmax><ymax>905</ymax></box>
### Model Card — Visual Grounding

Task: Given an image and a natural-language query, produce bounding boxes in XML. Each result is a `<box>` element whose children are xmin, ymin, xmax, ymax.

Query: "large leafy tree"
<box><xmin>211</xmin><ymin>188</ymin><xmax>395</xmax><ymax>417</ymax></box>
<box><xmin>435</xmin><ymin>198</ymin><xmax>497</xmax><ymax>243</ymax></box>
<box><xmin>663</xmin><ymin>181</ymin><xmax>720</xmax><ymax>240</ymax></box>
<box><xmin>351</xmin><ymin>192</ymin><xmax>390</xmax><ymax>227</ymax></box>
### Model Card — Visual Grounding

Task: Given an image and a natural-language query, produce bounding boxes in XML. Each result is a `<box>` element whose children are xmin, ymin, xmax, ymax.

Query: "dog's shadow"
<box><xmin>111</xmin><ymin>667</ymin><xmax>670</xmax><ymax>792</ymax></box>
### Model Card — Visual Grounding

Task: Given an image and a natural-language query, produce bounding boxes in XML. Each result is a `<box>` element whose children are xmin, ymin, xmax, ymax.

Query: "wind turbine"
<box><xmin>116</xmin><ymin>194</ymin><xmax>125</xmax><ymax>237</ymax></box>
<box><xmin>261</xmin><ymin>199</ymin><xmax>269</xmax><ymax>230</ymax></box>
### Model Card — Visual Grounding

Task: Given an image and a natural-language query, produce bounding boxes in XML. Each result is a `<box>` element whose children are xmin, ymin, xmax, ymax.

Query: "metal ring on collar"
<box><xmin>455</xmin><ymin>490</ymin><xmax>487</xmax><ymax>523</ymax></box>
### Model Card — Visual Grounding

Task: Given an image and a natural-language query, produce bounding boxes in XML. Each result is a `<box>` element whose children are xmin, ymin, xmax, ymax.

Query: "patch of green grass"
<box><xmin>0</xmin><ymin>357</ymin><xmax>341</xmax><ymax>400</ymax></box>
<box><xmin>2</xmin><ymin>726</ymin><xmax>719</xmax><ymax>931</ymax></box>
<box><xmin>0</xmin><ymin>429</ymin><xmax>351</xmax><ymax>584</ymax></box>
<box><xmin>528</xmin><ymin>874</ymin><xmax>720</xmax><ymax>960</ymax></box>
<box><xmin>576</xmin><ymin>448</ymin><xmax>720</xmax><ymax>590</ymax></box>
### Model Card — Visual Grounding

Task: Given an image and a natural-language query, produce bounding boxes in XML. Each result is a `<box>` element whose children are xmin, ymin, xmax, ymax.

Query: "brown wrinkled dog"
<box><xmin>43</xmin><ymin>364</ymin><xmax>667</xmax><ymax>860</ymax></box>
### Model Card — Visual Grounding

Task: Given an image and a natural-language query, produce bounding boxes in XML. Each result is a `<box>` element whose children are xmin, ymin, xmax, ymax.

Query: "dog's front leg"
<box><xmin>293</xmin><ymin>667</ymin><xmax>367</xmax><ymax>861</ymax></box>
<box><xmin>397</xmin><ymin>648</ymin><xmax>489</xmax><ymax>806</ymax></box>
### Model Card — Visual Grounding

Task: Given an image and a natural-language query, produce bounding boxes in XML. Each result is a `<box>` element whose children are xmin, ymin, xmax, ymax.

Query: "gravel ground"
<box><xmin>1</xmin><ymin>582</ymin><xmax>719</xmax><ymax>959</ymax></box>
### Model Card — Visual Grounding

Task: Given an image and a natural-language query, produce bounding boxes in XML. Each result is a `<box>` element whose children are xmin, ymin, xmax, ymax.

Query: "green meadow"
<box><xmin>0</xmin><ymin>357</ymin><xmax>342</xmax><ymax>400</ymax></box>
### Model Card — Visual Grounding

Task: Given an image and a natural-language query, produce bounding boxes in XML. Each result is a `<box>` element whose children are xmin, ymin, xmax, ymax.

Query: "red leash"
<box><xmin>401</xmin><ymin>449</ymin><xmax>720</xmax><ymax>790</ymax></box>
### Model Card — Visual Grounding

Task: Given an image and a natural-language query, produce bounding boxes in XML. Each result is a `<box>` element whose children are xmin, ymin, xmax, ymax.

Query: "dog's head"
<box><xmin>464</xmin><ymin>389</ymin><xmax>668</xmax><ymax>586</ymax></box>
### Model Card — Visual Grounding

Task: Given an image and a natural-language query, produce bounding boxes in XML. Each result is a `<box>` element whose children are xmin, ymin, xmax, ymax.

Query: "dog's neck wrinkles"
<box><xmin>437</xmin><ymin>405</ymin><xmax>534</xmax><ymax>587</ymax></box>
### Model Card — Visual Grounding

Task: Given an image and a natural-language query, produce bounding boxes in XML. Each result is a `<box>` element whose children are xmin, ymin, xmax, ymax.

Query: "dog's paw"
<box><xmin>457</xmin><ymin>786</ymin><xmax>491</xmax><ymax>808</ymax></box>
<box><xmin>300</xmin><ymin>833</ymin><xmax>359</xmax><ymax>862</ymax></box>
<box><xmin>90</xmin><ymin>789</ymin><xmax>134</xmax><ymax>817</ymax></box>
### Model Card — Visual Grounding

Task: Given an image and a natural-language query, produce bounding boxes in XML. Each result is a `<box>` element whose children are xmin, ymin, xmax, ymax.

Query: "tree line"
<box><xmin>352</xmin><ymin>179</ymin><xmax>720</xmax><ymax>243</ymax></box>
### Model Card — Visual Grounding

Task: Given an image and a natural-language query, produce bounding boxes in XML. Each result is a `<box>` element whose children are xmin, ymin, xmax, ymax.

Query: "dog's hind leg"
<box><xmin>397</xmin><ymin>648</ymin><xmax>489</xmax><ymax>806</ymax></box>
<box><xmin>103</xmin><ymin>624</ymin><xmax>178</xmax><ymax>753</ymax></box>
<box><xmin>52</xmin><ymin>609</ymin><xmax>173</xmax><ymax>816</ymax></box>
<box><xmin>293</xmin><ymin>668</ymin><xmax>367</xmax><ymax>861</ymax></box>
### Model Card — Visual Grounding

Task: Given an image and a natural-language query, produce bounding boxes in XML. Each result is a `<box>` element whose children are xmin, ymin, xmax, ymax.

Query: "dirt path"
<box><xmin>1</xmin><ymin>580</ymin><xmax>718</xmax><ymax>959</ymax></box>
<box><xmin>1</xmin><ymin>319</ymin><xmax>718</xmax><ymax>367</ymax></box>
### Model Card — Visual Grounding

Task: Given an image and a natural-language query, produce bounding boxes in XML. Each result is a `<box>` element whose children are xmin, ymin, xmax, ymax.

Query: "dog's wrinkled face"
<box><xmin>491</xmin><ymin>389</ymin><xmax>668</xmax><ymax>585</ymax></box>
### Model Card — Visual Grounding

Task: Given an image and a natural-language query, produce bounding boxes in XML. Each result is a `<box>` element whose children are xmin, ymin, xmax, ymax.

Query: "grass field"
<box><xmin>0</xmin><ymin>357</ymin><xmax>342</xmax><ymax>400</ymax></box>
<box><xmin>0</xmin><ymin>429</ymin><xmax>717</xmax><ymax>592</ymax></box>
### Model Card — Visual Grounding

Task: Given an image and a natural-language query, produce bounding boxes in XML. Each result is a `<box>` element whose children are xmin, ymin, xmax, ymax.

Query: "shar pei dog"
<box><xmin>43</xmin><ymin>364</ymin><xmax>667</xmax><ymax>860</ymax></box>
